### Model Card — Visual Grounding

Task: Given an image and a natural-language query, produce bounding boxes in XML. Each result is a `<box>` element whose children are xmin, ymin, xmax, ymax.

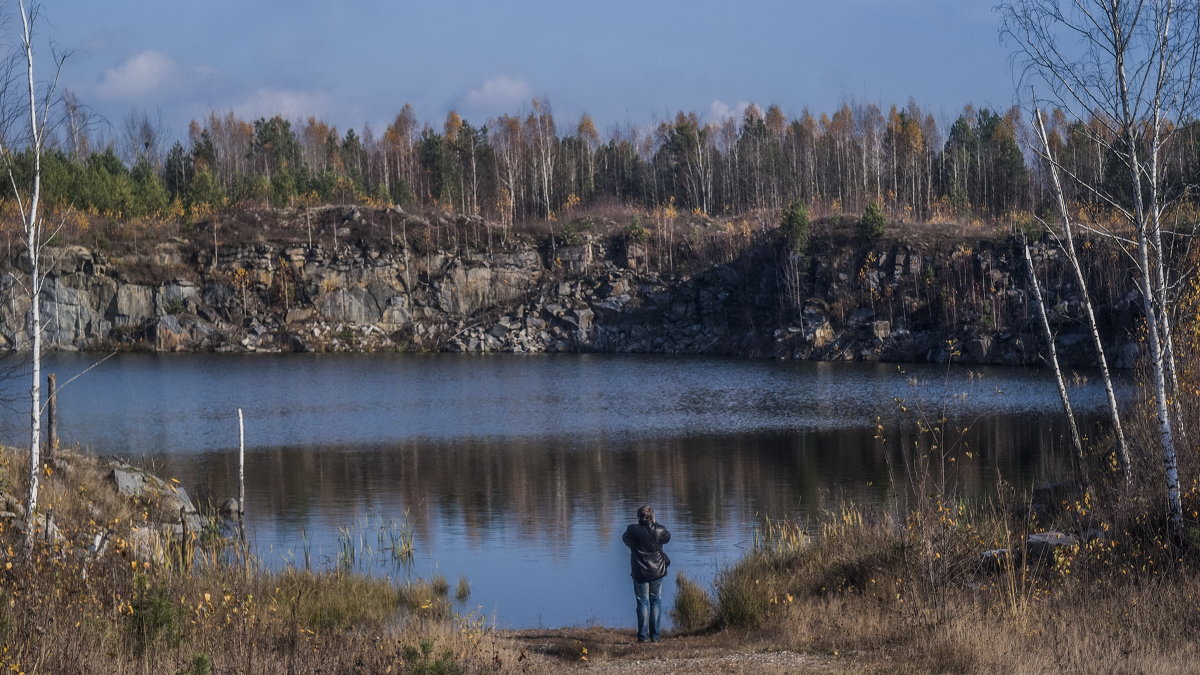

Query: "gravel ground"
<box><xmin>507</xmin><ymin>627</ymin><xmax>861</xmax><ymax>674</ymax></box>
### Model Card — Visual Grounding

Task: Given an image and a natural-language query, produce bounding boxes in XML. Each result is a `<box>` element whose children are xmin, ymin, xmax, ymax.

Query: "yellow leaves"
<box><xmin>232</xmin><ymin>267</ymin><xmax>252</xmax><ymax>291</ymax></box>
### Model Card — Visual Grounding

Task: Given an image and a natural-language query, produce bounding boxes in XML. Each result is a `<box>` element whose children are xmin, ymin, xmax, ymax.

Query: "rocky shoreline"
<box><xmin>0</xmin><ymin>209</ymin><xmax>1139</xmax><ymax>368</ymax></box>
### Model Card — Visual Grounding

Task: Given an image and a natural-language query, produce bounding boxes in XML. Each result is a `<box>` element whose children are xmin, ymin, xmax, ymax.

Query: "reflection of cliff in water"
<box><xmin>157</xmin><ymin>412</ymin><xmax>1081</xmax><ymax>548</ymax></box>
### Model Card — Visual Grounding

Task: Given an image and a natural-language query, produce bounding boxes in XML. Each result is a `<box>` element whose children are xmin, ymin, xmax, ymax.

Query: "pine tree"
<box><xmin>779</xmin><ymin>199</ymin><xmax>810</xmax><ymax>254</ymax></box>
<box><xmin>859</xmin><ymin>200</ymin><xmax>885</xmax><ymax>239</ymax></box>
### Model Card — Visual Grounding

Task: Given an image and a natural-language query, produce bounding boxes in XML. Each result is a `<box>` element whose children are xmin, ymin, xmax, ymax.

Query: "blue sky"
<box><xmin>44</xmin><ymin>0</ymin><xmax>1014</xmax><ymax>141</ymax></box>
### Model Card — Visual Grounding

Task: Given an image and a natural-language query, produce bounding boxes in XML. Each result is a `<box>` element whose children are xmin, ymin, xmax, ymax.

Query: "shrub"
<box><xmin>430</xmin><ymin>574</ymin><xmax>449</xmax><ymax>597</ymax></box>
<box><xmin>127</xmin><ymin>581</ymin><xmax>183</xmax><ymax>654</ymax></box>
<box><xmin>671</xmin><ymin>573</ymin><xmax>716</xmax><ymax>632</ymax></box>
<box><xmin>401</xmin><ymin>639</ymin><xmax>463</xmax><ymax>674</ymax></box>
<box><xmin>178</xmin><ymin>654</ymin><xmax>213</xmax><ymax>675</ymax></box>
<box><xmin>714</xmin><ymin>553</ymin><xmax>778</xmax><ymax>628</ymax></box>
<box><xmin>454</xmin><ymin>577</ymin><xmax>471</xmax><ymax>603</ymax></box>
<box><xmin>779</xmin><ymin>199</ymin><xmax>810</xmax><ymax>255</ymax></box>
<box><xmin>397</xmin><ymin>579</ymin><xmax>452</xmax><ymax>620</ymax></box>
<box><xmin>560</xmin><ymin>218</ymin><xmax>590</xmax><ymax>246</ymax></box>
<box><xmin>626</xmin><ymin>215</ymin><xmax>649</xmax><ymax>242</ymax></box>
<box><xmin>859</xmin><ymin>201</ymin><xmax>886</xmax><ymax>240</ymax></box>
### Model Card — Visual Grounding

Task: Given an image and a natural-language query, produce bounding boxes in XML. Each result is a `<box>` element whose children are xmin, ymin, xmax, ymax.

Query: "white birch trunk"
<box><xmin>1126</xmin><ymin>131</ymin><xmax>1182</xmax><ymax>529</ymax></box>
<box><xmin>1024</xmin><ymin>242</ymin><xmax>1090</xmax><ymax>489</ymax></box>
<box><xmin>1032</xmin><ymin>109</ymin><xmax>1131</xmax><ymax>484</ymax></box>
<box><xmin>1113</xmin><ymin>16</ymin><xmax>1183</xmax><ymax>531</ymax></box>
<box><xmin>19</xmin><ymin>1</ymin><xmax>43</xmax><ymax>544</ymax></box>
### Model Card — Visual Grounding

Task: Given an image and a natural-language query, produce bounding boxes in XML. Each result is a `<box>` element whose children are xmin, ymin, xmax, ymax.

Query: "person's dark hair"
<box><xmin>637</xmin><ymin>505</ymin><xmax>654</xmax><ymax>523</ymax></box>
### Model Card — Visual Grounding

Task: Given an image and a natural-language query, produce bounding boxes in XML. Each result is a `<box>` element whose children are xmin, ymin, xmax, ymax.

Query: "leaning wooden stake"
<box><xmin>46</xmin><ymin>372</ymin><xmax>57</xmax><ymax>462</ymax></box>
<box><xmin>179</xmin><ymin>506</ymin><xmax>190</xmax><ymax>570</ymax></box>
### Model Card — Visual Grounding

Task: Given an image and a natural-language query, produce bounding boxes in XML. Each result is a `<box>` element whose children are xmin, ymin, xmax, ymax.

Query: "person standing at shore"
<box><xmin>621</xmin><ymin>505</ymin><xmax>671</xmax><ymax>643</ymax></box>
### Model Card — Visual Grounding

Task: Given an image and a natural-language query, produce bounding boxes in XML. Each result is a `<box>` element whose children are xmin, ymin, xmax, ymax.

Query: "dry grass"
<box><xmin>698</xmin><ymin>495</ymin><xmax>1200</xmax><ymax>674</ymax></box>
<box><xmin>0</xmin><ymin>446</ymin><xmax>528</xmax><ymax>674</ymax></box>
<box><xmin>6</xmin><ymin>441</ymin><xmax>1199</xmax><ymax>673</ymax></box>
<box><xmin>670</xmin><ymin>573</ymin><xmax>716</xmax><ymax>633</ymax></box>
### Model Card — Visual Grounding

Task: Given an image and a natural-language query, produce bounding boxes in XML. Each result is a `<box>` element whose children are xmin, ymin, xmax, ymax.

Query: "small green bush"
<box><xmin>127</xmin><ymin>582</ymin><xmax>183</xmax><ymax>654</ymax></box>
<box><xmin>559</xmin><ymin>218</ymin><xmax>592</xmax><ymax>246</ymax></box>
<box><xmin>626</xmin><ymin>216</ymin><xmax>649</xmax><ymax>242</ymax></box>
<box><xmin>671</xmin><ymin>573</ymin><xmax>716</xmax><ymax>632</ymax></box>
<box><xmin>401</xmin><ymin>639</ymin><xmax>463</xmax><ymax>674</ymax></box>
<box><xmin>779</xmin><ymin>199</ymin><xmax>810</xmax><ymax>255</ymax></box>
<box><xmin>859</xmin><ymin>201</ymin><xmax>886</xmax><ymax>240</ymax></box>
<box><xmin>177</xmin><ymin>654</ymin><xmax>212</xmax><ymax>675</ymax></box>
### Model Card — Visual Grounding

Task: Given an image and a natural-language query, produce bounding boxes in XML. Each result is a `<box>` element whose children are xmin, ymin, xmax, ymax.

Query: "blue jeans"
<box><xmin>633</xmin><ymin>578</ymin><xmax>663</xmax><ymax>641</ymax></box>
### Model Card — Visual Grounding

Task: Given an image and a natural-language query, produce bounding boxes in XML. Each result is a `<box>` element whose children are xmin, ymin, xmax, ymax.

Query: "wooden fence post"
<box><xmin>46</xmin><ymin>373</ymin><xmax>57</xmax><ymax>461</ymax></box>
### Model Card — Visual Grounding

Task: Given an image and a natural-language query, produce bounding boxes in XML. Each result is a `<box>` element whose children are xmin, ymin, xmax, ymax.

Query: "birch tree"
<box><xmin>1030</xmin><ymin>107</ymin><xmax>1132</xmax><ymax>484</ymax></box>
<box><xmin>0</xmin><ymin>0</ymin><xmax>61</xmax><ymax>548</ymax></box>
<box><xmin>526</xmin><ymin>98</ymin><xmax>556</xmax><ymax>219</ymax></box>
<box><xmin>490</xmin><ymin>114</ymin><xmax>523</xmax><ymax>232</ymax></box>
<box><xmin>1002</xmin><ymin>0</ymin><xmax>1200</xmax><ymax>531</ymax></box>
<box><xmin>576</xmin><ymin>113</ymin><xmax>600</xmax><ymax>199</ymax></box>
<box><xmin>1023</xmin><ymin>239</ymin><xmax>1090</xmax><ymax>490</ymax></box>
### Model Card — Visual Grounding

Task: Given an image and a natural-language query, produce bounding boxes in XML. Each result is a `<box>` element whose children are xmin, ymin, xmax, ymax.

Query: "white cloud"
<box><xmin>461</xmin><ymin>75</ymin><xmax>533</xmax><ymax>116</ymax></box>
<box><xmin>96</xmin><ymin>50</ymin><xmax>178</xmax><ymax>100</ymax></box>
<box><xmin>705</xmin><ymin>100</ymin><xmax>752</xmax><ymax>124</ymax></box>
<box><xmin>232</xmin><ymin>88</ymin><xmax>332</xmax><ymax>120</ymax></box>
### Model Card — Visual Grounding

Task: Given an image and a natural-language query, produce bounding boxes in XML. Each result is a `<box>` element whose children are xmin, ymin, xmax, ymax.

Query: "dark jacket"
<box><xmin>622</xmin><ymin>520</ymin><xmax>671</xmax><ymax>582</ymax></box>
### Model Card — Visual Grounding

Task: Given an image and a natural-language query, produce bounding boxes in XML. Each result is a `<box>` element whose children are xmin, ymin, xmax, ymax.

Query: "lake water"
<box><xmin>0</xmin><ymin>353</ymin><xmax>1116</xmax><ymax>628</ymax></box>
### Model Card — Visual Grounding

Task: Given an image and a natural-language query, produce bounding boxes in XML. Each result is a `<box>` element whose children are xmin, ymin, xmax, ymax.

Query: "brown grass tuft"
<box><xmin>670</xmin><ymin>572</ymin><xmax>716</xmax><ymax>633</ymax></box>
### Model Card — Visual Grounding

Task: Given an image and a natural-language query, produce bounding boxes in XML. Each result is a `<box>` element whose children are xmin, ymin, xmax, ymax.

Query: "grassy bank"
<box><xmin>0</xmin><ymin>447</ymin><xmax>525</xmax><ymax>674</ymax></box>
<box><xmin>5</xmin><ymin>434</ymin><xmax>1200</xmax><ymax>673</ymax></box>
<box><xmin>672</xmin><ymin>495</ymin><xmax>1200</xmax><ymax>673</ymax></box>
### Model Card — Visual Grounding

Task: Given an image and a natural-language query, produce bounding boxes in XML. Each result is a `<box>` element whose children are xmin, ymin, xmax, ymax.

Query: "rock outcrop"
<box><xmin>0</xmin><ymin>209</ymin><xmax>1139</xmax><ymax>367</ymax></box>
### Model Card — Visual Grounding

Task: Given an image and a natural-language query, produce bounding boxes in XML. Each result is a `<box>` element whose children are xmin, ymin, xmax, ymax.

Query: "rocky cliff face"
<box><xmin>0</xmin><ymin>218</ymin><xmax>1140</xmax><ymax>367</ymax></box>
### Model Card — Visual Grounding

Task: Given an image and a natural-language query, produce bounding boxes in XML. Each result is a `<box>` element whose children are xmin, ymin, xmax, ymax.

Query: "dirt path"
<box><xmin>506</xmin><ymin>627</ymin><xmax>862</xmax><ymax>673</ymax></box>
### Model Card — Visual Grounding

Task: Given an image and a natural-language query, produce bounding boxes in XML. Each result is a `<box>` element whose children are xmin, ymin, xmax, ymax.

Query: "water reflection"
<box><xmin>145</xmin><ymin>415</ymin><xmax>1080</xmax><ymax>627</ymax></box>
<box><xmin>0</xmin><ymin>353</ymin><xmax>1104</xmax><ymax>627</ymax></box>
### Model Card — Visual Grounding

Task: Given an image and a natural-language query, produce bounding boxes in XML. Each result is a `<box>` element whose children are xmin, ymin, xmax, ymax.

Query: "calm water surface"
<box><xmin>0</xmin><ymin>353</ymin><xmax>1117</xmax><ymax>628</ymax></box>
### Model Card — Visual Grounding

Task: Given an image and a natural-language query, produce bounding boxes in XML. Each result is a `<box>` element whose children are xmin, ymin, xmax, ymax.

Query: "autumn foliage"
<box><xmin>12</xmin><ymin>97</ymin><xmax>1195</xmax><ymax>237</ymax></box>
